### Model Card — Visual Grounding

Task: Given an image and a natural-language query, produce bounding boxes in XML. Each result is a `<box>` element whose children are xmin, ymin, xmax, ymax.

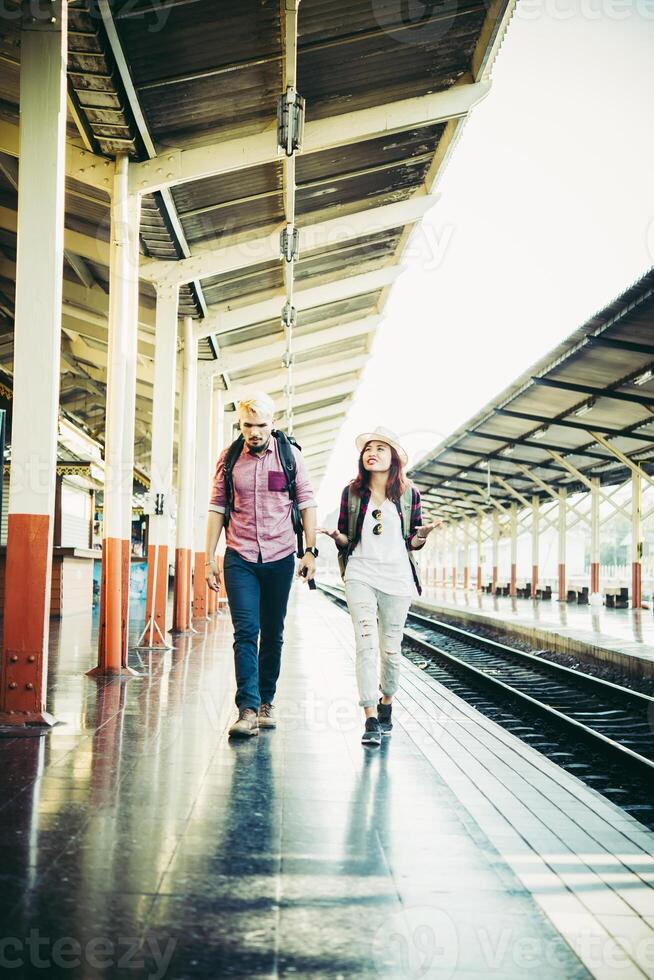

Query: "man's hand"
<box><xmin>205</xmin><ymin>559</ymin><xmax>221</xmax><ymax>592</ymax></box>
<box><xmin>296</xmin><ymin>552</ymin><xmax>316</xmax><ymax>583</ymax></box>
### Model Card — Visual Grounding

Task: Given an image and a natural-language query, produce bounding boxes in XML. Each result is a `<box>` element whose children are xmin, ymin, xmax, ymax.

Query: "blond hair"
<box><xmin>237</xmin><ymin>392</ymin><xmax>275</xmax><ymax>420</ymax></box>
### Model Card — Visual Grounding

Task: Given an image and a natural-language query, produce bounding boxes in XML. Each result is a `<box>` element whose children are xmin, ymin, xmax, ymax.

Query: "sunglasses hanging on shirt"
<box><xmin>372</xmin><ymin>508</ymin><xmax>382</xmax><ymax>535</ymax></box>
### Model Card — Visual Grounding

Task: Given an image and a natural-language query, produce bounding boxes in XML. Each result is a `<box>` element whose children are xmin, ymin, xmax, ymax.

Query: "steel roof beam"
<box><xmin>0</xmin><ymin>119</ymin><xmax>113</xmax><ymax>192</ymax></box>
<box><xmin>227</xmin><ymin>354</ymin><xmax>368</xmax><ymax>402</ymax></box>
<box><xmin>587</xmin><ymin>336</ymin><xmax>654</xmax><ymax>357</ymax></box>
<box><xmin>467</xmin><ymin>430</ymin><xmax>612</xmax><ymax>461</ymax></box>
<box><xmin>495</xmin><ymin>407</ymin><xmax>654</xmax><ymax>443</ymax></box>
<box><xmin>587</xmin><ymin>430</ymin><xmax>654</xmax><ymax>491</ymax></box>
<box><xmin>128</xmin><ymin>81</ymin><xmax>491</xmax><ymax>196</ymax></box>
<box><xmin>0</xmin><ymin>205</ymin><xmax>111</xmax><ymax>267</ymax></box>
<box><xmin>532</xmin><ymin>376</ymin><xmax>654</xmax><ymax>407</ymax></box>
<box><xmin>141</xmin><ymin>195</ymin><xmax>435</xmax><ymax>286</ymax></box>
<box><xmin>422</xmin><ymin>446</ymin><xmax>567</xmax><ymax>473</ymax></box>
<box><xmin>196</xmin><ymin>265</ymin><xmax>399</xmax><ymax>341</ymax></box>
<box><xmin>221</xmin><ymin>315</ymin><xmax>379</xmax><ymax>374</ymax></box>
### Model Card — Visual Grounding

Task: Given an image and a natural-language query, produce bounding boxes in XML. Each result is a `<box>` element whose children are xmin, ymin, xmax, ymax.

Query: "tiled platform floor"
<box><xmin>415</xmin><ymin>586</ymin><xmax>654</xmax><ymax>677</ymax></box>
<box><xmin>0</xmin><ymin>587</ymin><xmax>652</xmax><ymax>978</ymax></box>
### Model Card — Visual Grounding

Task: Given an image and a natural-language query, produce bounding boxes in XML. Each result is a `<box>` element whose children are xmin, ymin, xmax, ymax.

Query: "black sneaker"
<box><xmin>361</xmin><ymin>717</ymin><xmax>381</xmax><ymax>746</ymax></box>
<box><xmin>377</xmin><ymin>700</ymin><xmax>393</xmax><ymax>736</ymax></box>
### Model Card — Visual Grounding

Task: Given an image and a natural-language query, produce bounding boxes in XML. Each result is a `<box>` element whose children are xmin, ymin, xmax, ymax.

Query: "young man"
<box><xmin>205</xmin><ymin>393</ymin><xmax>317</xmax><ymax>738</ymax></box>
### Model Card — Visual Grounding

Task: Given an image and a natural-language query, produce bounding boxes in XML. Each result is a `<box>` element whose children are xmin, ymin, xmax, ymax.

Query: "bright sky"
<box><xmin>316</xmin><ymin>9</ymin><xmax>654</xmax><ymax>521</ymax></box>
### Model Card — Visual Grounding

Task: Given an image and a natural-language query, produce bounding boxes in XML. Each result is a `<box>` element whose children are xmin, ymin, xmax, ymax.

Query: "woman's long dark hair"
<box><xmin>350</xmin><ymin>443</ymin><xmax>409</xmax><ymax>501</ymax></box>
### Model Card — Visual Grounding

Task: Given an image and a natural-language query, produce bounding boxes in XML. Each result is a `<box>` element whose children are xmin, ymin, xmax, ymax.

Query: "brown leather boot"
<box><xmin>258</xmin><ymin>703</ymin><xmax>276</xmax><ymax>729</ymax></box>
<box><xmin>228</xmin><ymin>708</ymin><xmax>259</xmax><ymax>738</ymax></box>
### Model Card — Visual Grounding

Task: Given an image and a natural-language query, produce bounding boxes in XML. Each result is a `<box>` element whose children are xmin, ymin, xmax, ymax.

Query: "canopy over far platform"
<box><xmin>409</xmin><ymin>268</ymin><xmax>654</xmax><ymax>520</ymax></box>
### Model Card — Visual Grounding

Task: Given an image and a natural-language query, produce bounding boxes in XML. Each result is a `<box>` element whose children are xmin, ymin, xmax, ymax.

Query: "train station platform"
<box><xmin>416</xmin><ymin>587</ymin><xmax>654</xmax><ymax>681</ymax></box>
<box><xmin>1</xmin><ymin>587</ymin><xmax>654</xmax><ymax>979</ymax></box>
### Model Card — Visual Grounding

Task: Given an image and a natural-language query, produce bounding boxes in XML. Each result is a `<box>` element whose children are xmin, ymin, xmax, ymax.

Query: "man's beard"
<box><xmin>247</xmin><ymin>434</ymin><xmax>270</xmax><ymax>454</ymax></box>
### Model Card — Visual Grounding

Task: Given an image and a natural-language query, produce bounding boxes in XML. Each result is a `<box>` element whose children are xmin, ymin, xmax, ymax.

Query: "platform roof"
<box><xmin>409</xmin><ymin>268</ymin><xmax>654</xmax><ymax>521</ymax></box>
<box><xmin>0</xmin><ymin>0</ymin><xmax>513</xmax><ymax>485</ymax></box>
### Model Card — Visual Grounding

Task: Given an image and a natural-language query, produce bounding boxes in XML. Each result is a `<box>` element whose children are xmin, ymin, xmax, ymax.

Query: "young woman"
<box><xmin>319</xmin><ymin>427</ymin><xmax>438</xmax><ymax>746</ymax></box>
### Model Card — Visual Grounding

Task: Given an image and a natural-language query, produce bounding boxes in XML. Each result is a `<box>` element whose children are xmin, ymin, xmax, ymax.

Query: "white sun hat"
<box><xmin>355</xmin><ymin>426</ymin><xmax>408</xmax><ymax>466</ymax></box>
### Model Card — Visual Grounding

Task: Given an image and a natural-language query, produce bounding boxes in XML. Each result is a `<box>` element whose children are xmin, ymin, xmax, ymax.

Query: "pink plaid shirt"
<box><xmin>208</xmin><ymin>438</ymin><xmax>316</xmax><ymax>562</ymax></box>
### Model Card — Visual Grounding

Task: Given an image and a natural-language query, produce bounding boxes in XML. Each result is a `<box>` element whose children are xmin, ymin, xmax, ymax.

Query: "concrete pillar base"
<box><xmin>0</xmin><ymin>710</ymin><xmax>58</xmax><ymax>728</ymax></box>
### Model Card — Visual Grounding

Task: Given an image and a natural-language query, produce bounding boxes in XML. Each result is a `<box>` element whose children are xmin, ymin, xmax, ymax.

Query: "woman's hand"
<box><xmin>410</xmin><ymin>521</ymin><xmax>441</xmax><ymax>548</ymax></box>
<box><xmin>317</xmin><ymin>527</ymin><xmax>349</xmax><ymax>549</ymax></box>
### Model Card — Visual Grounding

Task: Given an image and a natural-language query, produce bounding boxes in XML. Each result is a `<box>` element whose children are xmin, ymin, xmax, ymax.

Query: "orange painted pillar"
<box><xmin>172</xmin><ymin>317</ymin><xmax>197</xmax><ymax>635</ymax></box>
<box><xmin>0</xmin><ymin>11</ymin><xmax>68</xmax><ymax>725</ymax></box>
<box><xmin>590</xmin><ymin>563</ymin><xmax>600</xmax><ymax>594</ymax></box>
<box><xmin>632</xmin><ymin>562</ymin><xmax>642</xmax><ymax>610</ymax></box>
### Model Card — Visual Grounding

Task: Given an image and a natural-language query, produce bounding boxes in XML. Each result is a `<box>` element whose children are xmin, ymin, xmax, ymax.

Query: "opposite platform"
<box><xmin>413</xmin><ymin>586</ymin><xmax>654</xmax><ymax>680</ymax></box>
<box><xmin>0</xmin><ymin>587</ymin><xmax>652</xmax><ymax>978</ymax></box>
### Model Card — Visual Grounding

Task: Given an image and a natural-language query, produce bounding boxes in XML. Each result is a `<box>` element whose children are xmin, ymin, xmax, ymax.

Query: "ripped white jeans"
<box><xmin>344</xmin><ymin>580</ymin><xmax>411</xmax><ymax>708</ymax></box>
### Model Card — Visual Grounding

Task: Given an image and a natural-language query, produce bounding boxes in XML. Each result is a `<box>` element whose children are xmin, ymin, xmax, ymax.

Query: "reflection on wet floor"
<box><xmin>0</xmin><ymin>590</ymin><xmax>591</xmax><ymax>979</ymax></box>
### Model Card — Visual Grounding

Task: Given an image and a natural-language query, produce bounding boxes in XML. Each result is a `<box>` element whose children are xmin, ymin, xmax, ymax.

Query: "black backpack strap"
<box><xmin>273</xmin><ymin>430</ymin><xmax>304</xmax><ymax>557</ymax></box>
<box><xmin>222</xmin><ymin>435</ymin><xmax>244</xmax><ymax>528</ymax></box>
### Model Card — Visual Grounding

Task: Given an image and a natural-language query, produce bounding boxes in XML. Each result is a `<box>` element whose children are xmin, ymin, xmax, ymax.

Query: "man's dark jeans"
<box><xmin>223</xmin><ymin>546</ymin><xmax>295</xmax><ymax>711</ymax></box>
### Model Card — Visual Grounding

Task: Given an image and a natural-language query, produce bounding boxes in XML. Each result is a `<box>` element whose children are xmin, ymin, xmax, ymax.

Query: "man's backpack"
<box><xmin>338</xmin><ymin>485</ymin><xmax>416</xmax><ymax>582</ymax></box>
<box><xmin>222</xmin><ymin>430</ymin><xmax>305</xmax><ymax>558</ymax></box>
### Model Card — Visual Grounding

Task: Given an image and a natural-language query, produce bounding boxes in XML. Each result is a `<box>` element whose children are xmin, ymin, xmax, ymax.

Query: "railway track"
<box><xmin>319</xmin><ymin>583</ymin><xmax>654</xmax><ymax>786</ymax></box>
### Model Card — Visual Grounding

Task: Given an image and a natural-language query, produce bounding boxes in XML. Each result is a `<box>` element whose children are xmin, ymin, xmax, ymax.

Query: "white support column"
<box><xmin>172</xmin><ymin>316</ymin><xmax>198</xmax><ymax>633</ymax></box>
<box><xmin>558</xmin><ymin>488</ymin><xmax>567</xmax><ymax>601</ymax></box>
<box><xmin>531</xmin><ymin>494</ymin><xmax>540</xmax><ymax>599</ymax></box>
<box><xmin>1</xmin><ymin>2</ymin><xmax>68</xmax><ymax>725</ymax></box>
<box><xmin>451</xmin><ymin>522</ymin><xmax>457</xmax><ymax>590</ymax></box>
<box><xmin>590</xmin><ymin>477</ymin><xmax>600</xmax><ymax>596</ymax></box>
<box><xmin>120</xmin><ymin>190</ymin><xmax>142</xmax><ymax>661</ymax></box>
<box><xmin>441</xmin><ymin>526</ymin><xmax>447</xmax><ymax>590</ymax></box>
<box><xmin>463</xmin><ymin>517</ymin><xmax>470</xmax><ymax>591</ymax></box>
<box><xmin>139</xmin><ymin>284</ymin><xmax>179</xmax><ymax>649</ymax></box>
<box><xmin>492</xmin><ymin>511</ymin><xmax>500</xmax><ymax>594</ymax></box>
<box><xmin>632</xmin><ymin>468</ymin><xmax>643</xmax><ymax>608</ymax></box>
<box><xmin>92</xmin><ymin>155</ymin><xmax>141</xmax><ymax>676</ymax></box>
<box><xmin>476</xmin><ymin>514</ymin><xmax>483</xmax><ymax>591</ymax></box>
<box><xmin>192</xmin><ymin>371</ymin><xmax>213</xmax><ymax>621</ymax></box>
<box><xmin>510</xmin><ymin>503</ymin><xmax>518</xmax><ymax>597</ymax></box>
<box><xmin>223</xmin><ymin>410</ymin><xmax>237</xmax><ymax>450</ymax></box>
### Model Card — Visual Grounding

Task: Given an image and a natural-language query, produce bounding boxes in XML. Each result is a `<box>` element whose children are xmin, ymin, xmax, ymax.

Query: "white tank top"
<box><xmin>344</xmin><ymin>497</ymin><xmax>416</xmax><ymax>597</ymax></box>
